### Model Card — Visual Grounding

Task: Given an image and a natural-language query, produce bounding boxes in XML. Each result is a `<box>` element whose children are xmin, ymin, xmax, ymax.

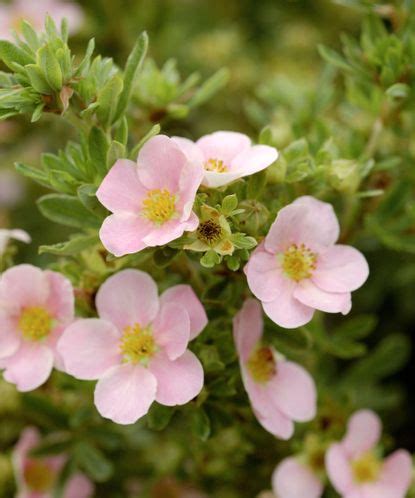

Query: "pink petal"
<box><xmin>141</xmin><ymin>216</ymin><xmax>198</xmax><ymax>247</ymax></box>
<box><xmin>172</xmin><ymin>137</ymin><xmax>205</xmax><ymax>166</ymax></box>
<box><xmin>231</xmin><ymin>144</ymin><xmax>278</xmax><ymax>175</ymax></box>
<box><xmin>99</xmin><ymin>213</ymin><xmax>151</xmax><ymax>257</ymax></box>
<box><xmin>44</xmin><ymin>271</ymin><xmax>74</xmax><ymax>323</ymax></box>
<box><xmin>376</xmin><ymin>450</ymin><xmax>412</xmax><ymax>497</ymax></box>
<box><xmin>0</xmin><ymin>264</ymin><xmax>49</xmax><ymax>309</ymax></box>
<box><xmin>245</xmin><ymin>244</ymin><xmax>282</xmax><ymax>302</ymax></box>
<box><xmin>264</xmin><ymin>199</ymin><xmax>340</xmax><ymax>253</ymax></box>
<box><xmin>196</xmin><ymin>131</ymin><xmax>251</xmax><ymax>165</ymax></box>
<box><xmin>96</xmin><ymin>159</ymin><xmax>147</xmax><ymax>213</ymax></box>
<box><xmin>294</xmin><ymin>280</ymin><xmax>352</xmax><ymax>314</ymax></box>
<box><xmin>58</xmin><ymin>319</ymin><xmax>121</xmax><ymax>380</ymax></box>
<box><xmin>313</xmin><ymin>245</ymin><xmax>369</xmax><ymax>293</ymax></box>
<box><xmin>0</xmin><ymin>309</ymin><xmax>20</xmax><ymax>359</ymax></box>
<box><xmin>137</xmin><ymin>135</ymin><xmax>187</xmax><ymax>192</ymax></box>
<box><xmin>202</xmin><ymin>170</ymin><xmax>246</xmax><ymax>188</ymax></box>
<box><xmin>160</xmin><ymin>285</ymin><xmax>207</xmax><ymax>340</ymax></box>
<box><xmin>64</xmin><ymin>473</ymin><xmax>94</xmax><ymax>498</ymax></box>
<box><xmin>94</xmin><ymin>364</ymin><xmax>157</xmax><ymax>424</ymax></box>
<box><xmin>233</xmin><ymin>298</ymin><xmax>263</xmax><ymax>362</ymax></box>
<box><xmin>152</xmin><ymin>303</ymin><xmax>190</xmax><ymax>360</ymax></box>
<box><xmin>3</xmin><ymin>343</ymin><xmax>54</xmax><ymax>392</ymax></box>
<box><xmin>268</xmin><ymin>360</ymin><xmax>317</xmax><ymax>422</ymax></box>
<box><xmin>325</xmin><ymin>444</ymin><xmax>354</xmax><ymax>495</ymax></box>
<box><xmin>149</xmin><ymin>350</ymin><xmax>204</xmax><ymax>406</ymax></box>
<box><xmin>272</xmin><ymin>457</ymin><xmax>323</xmax><ymax>498</ymax></box>
<box><xmin>177</xmin><ymin>161</ymin><xmax>204</xmax><ymax>220</ymax></box>
<box><xmin>96</xmin><ymin>269</ymin><xmax>159</xmax><ymax>331</ymax></box>
<box><xmin>262</xmin><ymin>283</ymin><xmax>315</xmax><ymax>329</ymax></box>
<box><xmin>342</xmin><ymin>410</ymin><xmax>382</xmax><ymax>458</ymax></box>
<box><xmin>13</xmin><ymin>427</ymin><xmax>40</xmax><ymax>478</ymax></box>
<box><xmin>257</xmin><ymin>409</ymin><xmax>294</xmax><ymax>440</ymax></box>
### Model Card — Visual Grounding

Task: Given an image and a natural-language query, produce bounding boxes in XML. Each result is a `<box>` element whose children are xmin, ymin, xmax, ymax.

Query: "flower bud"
<box><xmin>238</xmin><ymin>200</ymin><xmax>270</xmax><ymax>236</ymax></box>
<box><xmin>329</xmin><ymin>159</ymin><xmax>360</xmax><ymax>194</ymax></box>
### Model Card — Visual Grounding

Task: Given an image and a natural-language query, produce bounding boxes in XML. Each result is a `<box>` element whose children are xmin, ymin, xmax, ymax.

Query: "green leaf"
<box><xmin>153</xmin><ymin>246</ymin><xmax>178</xmax><ymax>267</ymax></box>
<box><xmin>231</xmin><ymin>234</ymin><xmax>257</xmax><ymax>250</ymax></box>
<box><xmin>386</xmin><ymin>83</ymin><xmax>410</xmax><ymax>99</ymax></box>
<box><xmin>96</xmin><ymin>74</ymin><xmax>123</xmax><ymax>127</ymax></box>
<box><xmin>78</xmin><ymin>184</ymin><xmax>108</xmax><ymax>218</ymax></box>
<box><xmin>21</xmin><ymin>394</ymin><xmax>68</xmax><ymax>428</ymax></box>
<box><xmin>221</xmin><ymin>194</ymin><xmax>238</xmax><ymax>215</ymax></box>
<box><xmin>0</xmin><ymin>40</ymin><xmax>33</xmax><ymax>69</ymax></box>
<box><xmin>37</xmin><ymin>46</ymin><xmax>62</xmax><ymax>91</ymax></box>
<box><xmin>318</xmin><ymin>44</ymin><xmax>352</xmax><ymax>72</ymax></box>
<box><xmin>15</xmin><ymin>162</ymin><xmax>50</xmax><ymax>188</ymax></box>
<box><xmin>188</xmin><ymin>68</ymin><xmax>229</xmax><ymax>108</ymax></box>
<box><xmin>26</xmin><ymin>64</ymin><xmax>52</xmax><ymax>94</ymax></box>
<box><xmin>147</xmin><ymin>403</ymin><xmax>175</xmax><ymax>431</ymax></box>
<box><xmin>107</xmin><ymin>140</ymin><xmax>126</xmax><ymax>168</ymax></box>
<box><xmin>88</xmin><ymin>127</ymin><xmax>109</xmax><ymax>177</ymax></box>
<box><xmin>130</xmin><ymin>124</ymin><xmax>161</xmax><ymax>159</ymax></box>
<box><xmin>37</xmin><ymin>194</ymin><xmax>101</xmax><ymax>229</ymax></box>
<box><xmin>114</xmin><ymin>31</ymin><xmax>148</xmax><ymax>122</ymax></box>
<box><xmin>247</xmin><ymin>170</ymin><xmax>268</xmax><ymax>199</ymax></box>
<box><xmin>190</xmin><ymin>408</ymin><xmax>211</xmax><ymax>441</ymax></box>
<box><xmin>74</xmin><ymin>442</ymin><xmax>113</xmax><ymax>482</ymax></box>
<box><xmin>39</xmin><ymin>233</ymin><xmax>100</xmax><ymax>256</ymax></box>
<box><xmin>200</xmin><ymin>250</ymin><xmax>221</xmax><ymax>268</ymax></box>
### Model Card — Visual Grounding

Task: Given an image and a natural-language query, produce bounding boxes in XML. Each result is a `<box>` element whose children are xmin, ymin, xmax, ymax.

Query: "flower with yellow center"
<box><xmin>18</xmin><ymin>307</ymin><xmax>53</xmax><ymax>342</ymax></box>
<box><xmin>120</xmin><ymin>323</ymin><xmax>157</xmax><ymax>365</ymax></box>
<box><xmin>142</xmin><ymin>189</ymin><xmax>176</xmax><ymax>225</ymax></box>
<box><xmin>204</xmin><ymin>158</ymin><xmax>228</xmax><ymax>173</ymax></box>
<box><xmin>247</xmin><ymin>346</ymin><xmax>276</xmax><ymax>383</ymax></box>
<box><xmin>24</xmin><ymin>460</ymin><xmax>56</xmax><ymax>492</ymax></box>
<box><xmin>352</xmin><ymin>452</ymin><xmax>382</xmax><ymax>483</ymax></box>
<box><xmin>281</xmin><ymin>243</ymin><xmax>317</xmax><ymax>282</ymax></box>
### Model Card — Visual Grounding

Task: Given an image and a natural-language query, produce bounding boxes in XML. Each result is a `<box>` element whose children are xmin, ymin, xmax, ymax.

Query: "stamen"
<box><xmin>24</xmin><ymin>460</ymin><xmax>56</xmax><ymax>492</ymax></box>
<box><xmin>247</xmin><ymin>347</ymin><xmax>276</xmax><ymax>383</ymax></box>
<box><xmin>204</xmin><ymin>158</ymin><xmax>228</xmax><ymax>173</ymax></box>
<box><xmin>142</xmin><ymin>189</ymin><xmax>176</xmax><ymax>224</ymax></box>
<box><xmin>18</xmin><ymin>307</ymin><xmax>53</xmax><ymax>341</ymax></box>
<box><xmin>120</xmin><ymin>324</ymin><xmax>156</xmax><ymax>365</ymax></box>
<box><xmin>352</xmin><ymin>452</ymin><xmax>382</xmax><ymax>483</ymax></box>
<box><xmin>281</xmin><ymin>243</ymin><xmax>317</xmax><ymax>281</ymax></box>
<box><xmin>197</xmin><ymin>219</ymin><xmax>223</xmax><ymax>244</ymax></box>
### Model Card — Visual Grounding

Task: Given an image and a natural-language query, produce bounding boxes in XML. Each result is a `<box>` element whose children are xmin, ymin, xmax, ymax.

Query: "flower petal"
<box><xmin>272</xmin><ymin>457</ymin><xmax>323</xmax><ymax>498</ymax></box>
<box><xmin>58</xmin><ymin>319</ymin><xmax>121</xmax><ymax>380</ymax></box>
<box><xmin>202</xmin><ymin>170</ymin><xmax>246</xmax><ymax>188</ymax></box>
<box><xmin>325</xmin><ymin>443</ymin><xmax>354</xmax><ymax>495</ymax></box>
<box><xmin>64</xmin><ymin>473</ymin><xmax>94</xmax><ymax>498</ymax></box>
<box><xmin>257</xmin><ymin>409</ymin><xmax>294</xmax><ymax>440</ymax></box>
<box><xmin>233</xmin><ymin>298</ymin><xmax>263</xmax><ymax>362</ymax></box>
<box><xmin>96</xmin><ymin>159</ymin><xmax>147</xmax><ymax>213</ymax></box>
<box><xmin>94</xmin><ymin>364</ymin><xmax>157</xmax><ymax>424</ymax></box>
<box><xmin>160</xmin><ymin>285</ymin><xmax>207</xmax><ymax>340</ymax></box>
<box><xmin>149</xmin><ymin>350</ymin><xmax>204</xmax><ymax>406</ymax></box>
<box><xmin>294</xmin><ymin>280</ymin><xmax>352</xmax><ymax>314</ymax></box>
<box><xmin>99</xmin><ymin>213</ymin><xmax>151</xmax><ymax>257</ymax></box>
<box><xmin>152</xmin><ymin>303</ymin><xmax>190</xmax><ymax>360</ymax></box>
<box><xmin>376</xmin><ymin>450</ymin><xmax>412</xmax><ymax>497</ymax></box>
<box><xmin>0</xmin><ymin>264</ymin><xmax>49</xmax><ymax>309</ymax></box>
<box><xmin>172</xmin><ymin>136</ymin><xmax>205</xmax><ymax>166</ymax></box>
<box><xmin>196</xmin><ymin>131</ymin><xmax>251</xmax><ymax>165</ymax></box>
<box><xmin>245</xmin><ymin>244</ymin><xmax>283</xmax><ymax>302</ymax></box>
<box><xmin>342</xmin><ymin>410</ymin><xmax>382</xmax><ymax>458</ymax></box>
<box><xmin>268</xmin><ymin>360</ymin><xmax>317</xmax><ymax>422</ymax></box>
<box><xmin>44</xmin><ymin>270</ymin><xmax>74</xmax><ymax>323</ymax></box>
<box><xmin>141</xmin><ymin>216</ymin><xmax>198</xmax><ymax>247</ymax></box>
<box><xmin>2</xmin><ymin>343</ymin><xmax>54</xmax><ymax>392</ymax></box>
<box><xmin>231</xmin><ymin>144</ymin><xmax>278</xmax><ymax>175</ymax></box>
<box><xmin>0</xmin><ymin>309</ymin><xmax>20</xmax><ymax>359</ymax></box>
<box><xmin>96</xmin><ymin>269</ymin><xmax>159</xmax><ymax>331</ymax></box>
<box><xmin>313</xmin><ymin>245</ymin><xmax>369</xmax><ymax>293</ymax></box>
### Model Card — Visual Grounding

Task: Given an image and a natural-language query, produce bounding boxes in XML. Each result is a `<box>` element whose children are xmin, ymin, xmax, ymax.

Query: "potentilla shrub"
<box><xmin>0</xmin><ymin>5</ymin><xmax>414</xmax><ymax>498</ymax></box>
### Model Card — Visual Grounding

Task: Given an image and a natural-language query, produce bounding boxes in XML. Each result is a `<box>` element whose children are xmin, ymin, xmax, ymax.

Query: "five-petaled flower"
<box><xmin>326</xmin><ymin>410</ymin><xmax>412</xmax><ymax>498</ymax></box>
<box><xmin>233</xmin><ymin>298</ymin><xmax>317</xmax><ymax>439</ymax></box>
<box><xmin>58</xmin><ymin>269</ymin><xmax>207</xmax><ymax>425</ymax></box>
<box><xmin>13</xmin><ymin>426</ymin><xmax>94</xmax><ymax>498</ymax></box>
<box><xmin>0</xmin><ymin>264</ymin><xmax>74</xmax><ymax>391</ymax></box>
<box><xmin>96</xmin><ymin>135</ymin><xmax>204</xmax><ymax>257</ymax></box>
<box><xmin>245</xmin><ymin>196</ymin><xmax>369</xmax><ymax>328</ymax></box>
<box><xmin>173</xmin><ymin>131</ymin><xmax>278</xmax><ymax>188</ymax></box>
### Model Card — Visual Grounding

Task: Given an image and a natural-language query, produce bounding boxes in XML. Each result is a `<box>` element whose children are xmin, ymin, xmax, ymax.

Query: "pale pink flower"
<box><xmin>233</xmin><ymin>298</ymin><xmax>316</xmax><ymax>439</ymax></box>
<box><xmin>272</xmin><ymin>457</ymin><xmax>323</xmax><ymax>498</ymax></box>
<box><xmin>0</xmin><ymin>169</ymin><xmax>25</xmax><ymax>208</ymax></box>
<box><xmin>245</xmin><ymin>196</ymin><xmax>369</xmax><ymax>329</ymax></box>
<box><xmin>173</xmin><ymin>131</ymin><xmax>278</xmax><ymax>188</ymax></box>
<box><xmin>96</xmin><ymin>135</ymin><xmax>204</xmax><ymax>257</ymax></box>
<box><xmin>13</xmin><ymin>427</ymin><xmax>94</xmax><ymax>498</ymax></box>
<box><xmin>326</xmin><ymin>410</ymin><xmax>412</xmax><ymax>498</ymax></box>
<box><xmin>0</xmin><ymin>228</ymin><xmax>31</xmax><ymax>256</ymax></box>
<box><xmin>0</xmin><ymin>0</ymin><xmax>83</xmax><ymax>41</ymax></box>
<box><xmin>58</xmin><ymin>269</ymin><xmax>207</xmax><ymax>425</ymax></box>
<box><xmin>0</xmin><ymin>264</ymin><xmax>74</xmax><ymax>391</ymax></box>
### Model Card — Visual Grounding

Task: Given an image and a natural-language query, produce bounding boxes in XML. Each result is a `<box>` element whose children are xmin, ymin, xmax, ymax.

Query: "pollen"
<box><xmin>142</xmin><ymin>189</ymin><xmax>176</xmax><ymax>224</ymax></box>
<box><xmin>352</xmin><ymin>452</ymin><xmax>382</xmax><ymax>483</ymax></box>
<box><xmin>197</xmin><ymin>219</ymin><xmax>223</xmax><ymax>244</ymax></box>
<box><xmin>247</xmin><ymin>347</ymin><xmax>276</xmax><ymax>383</ymax></box>
<box><xmin>120</xmin><ymin>323</ymin><xmax>156</xmax><ymax>364</ymax></box>
<box><xmin>18</xmin><ymin>307</ymin><xmax>53</xmax><ymax>341</ymax></box>
<box><xmin>204</xmin><ymin>158</ymin><xmax>228</xmax><ymax>173</ymax></box>
<box><xmin>281</xmin><ymin>243</ymin><xmax>317</xmax><ymax>282</ymax></box>
<box><xmin>24</xmin><ymin>460</ymin><xmax>56</xmax><ymax>492</ymax></box>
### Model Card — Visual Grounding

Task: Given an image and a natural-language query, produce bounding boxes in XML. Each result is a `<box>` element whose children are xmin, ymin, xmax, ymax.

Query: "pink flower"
<box><xmin>173</xmin><ymin>131</ymin><xmax>278</xmax><ymax>188</ymax></box>
<box><xmin>13</xmin><ymin>427</ymin><xmax>94</xmax><ymax>498</ymax></box>
<box><xmin>272</xmin><ymin>457</ymin><xmax>324</xmax><ymax>498</ymax></box>
<box><xmin>0</xmin><ymin>264</ymin><xmax>74</xmax><ymax>391</ymax></box>
<box><xmin>0</xmin><ymin>0</ymin><xmax>83</xmax><ymax>40</ymax></box>
<box><xmin>58</xmin><ymin>269</ymin><xmax>207</xmax><ymax>425</ymax></box>
<box><xmin>326</xmin><ymin>410</ymin><xmax>412</xmax><ymax>498</ymax></box>
<box><xmin>245</xmin><ymin>196</ymin><xmax>369</xmax><ymax>328</ymax></box>
<box><xmin>233</xmin><ymin>298</ymin><xmax>316</xmax><ymax>439</ymax></box>
<box><xmin>0</xmin><ymin>228</ymin><xmax>31</xmax><ymax>256</ymax></box>
<box><xmin>96</xmin><ymin>135</ymin><xmax>204</xmax><ymax>257</ymax></box>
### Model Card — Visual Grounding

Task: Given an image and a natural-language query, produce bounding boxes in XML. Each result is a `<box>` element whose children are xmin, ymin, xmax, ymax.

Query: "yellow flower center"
<box><xmin>18</xmin><ymin>307</ymin><xmax>53</xmax><ymax>341</ymax></box>
<box><xmin>142</xmin><ymin>189</ymin><xmax>176</xmax><ymax>224</ymax></box>
<box><xmin>120</xmin><ymin>323</ymin><xmax>156</xmax><ymax>365</ymax></box>
<box><xmin>352</xmin><ymin>452</ymin><xmax>382</xmax><ymax>483</ymax></box>
<box><xmin>281</xmin><ymin>243</ymin><xmax>317</xmax><ymax>281</ymax></box>
<box><xmin>247</xmin><ymin>347</ymin><xmax>276</xmax><ymax>383</ymax></box>
<box><xmin>204</xmin><ymin>158</ymin><xmax>228</xmax><ymax>173</ymax></box>
<box><xmin>24</xmin><ymin>460</ymin><xmax>56</xmax><ymax>492</ymax></box>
